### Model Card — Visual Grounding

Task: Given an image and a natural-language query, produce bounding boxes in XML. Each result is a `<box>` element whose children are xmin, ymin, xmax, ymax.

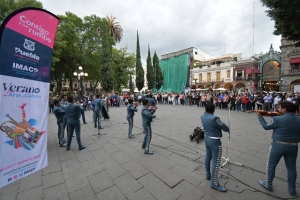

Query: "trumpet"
<box><xmin>133</xmin><ymin>102</ymin><xmax>139</xmax><ymax>107</ymax></box>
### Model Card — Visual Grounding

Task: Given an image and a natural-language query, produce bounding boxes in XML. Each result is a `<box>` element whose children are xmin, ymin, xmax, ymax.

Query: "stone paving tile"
<box><xmin>126</xmin><ymin>188</ymin><xmax>156</xmax><ymax>200</ymax></box>
<box><xmin>121</xmin><ymin>160</ymin><xmax>149</xmax><ymax>179</ymax></box>
<box><xmin>42</xmin><ymin>170</ymin><xmax>64</xmax><ymax>189</ymax></box>
<box><xmin>173</xmin><ymin>180</ymin><xmax>205</xmax><ymax>200</ymax></box>
<box><xmin>113</xmin><ymin>173</ymin><xmax>143</xmax><ymax>197</ymax></box>
<box><xmin>96</xmin><ymin>185</ymin><xmax>127</xmax><ymax>200</ymax></box>
<box><xmin>148</xmin><ymin>152</ymin><xmax>178</xmax><ymax>169</ymax></box>
<box><xmin>200</xmin><ymin>194</ymin><xmax>218</xmax><ymax>200</ymax></box>
<box><xmin>117</xmin><ymin>142</ymin><xmax>137</xmax><ymax>155</ymax></box>
<box><xmin>87</xmin><ymin>171</ymin><xmax>114</xmax><ymax>194</ymax></box>
<box><xmin>110</xmin><ymin>151</ymin><xmax>132</xmax><ymax>165</ymax></box>
<box><xmin>58</xmin><ymin>148</ymin><xmax>76</xmax><ymax>162</ymax></box>
<box><xmin>93</xmin><ymin>137</ymin><xmax>109</xmax><ymax>146</ymax></box>
<box><xmin>43</xmin><ymin>183</ymin><xmax>69</xmax><ymax>200</ymax></box>
<box><xmin>0</xmin><ymin>181</ymin><xmax>19</xmax><ymax>200</ymax></box>
<box><xmin>69</xmin><ymin>185</ymin><xmax>98</xmax><ymax>200</ymax></box>
<box><xmin>80</xmin><ymin>159</ymin><xmax>103</xmax><ymax>177</ymax></box>
<box><xmin>91</xmin><ymin>149</ymin><xmax>112</xmax><ymax>164</ymax></box>
<box><xmin>170</xmin><ymin>165</ymin><xmax>205</xmax><ymax>187</ymax></box>
<box><xmin>141</xmin><ymin>160</ymin><xmax>183</xmax><ymax>188</ymax></box>
<box><xmin>17</xmin><ymin>185</ymin><xmax>43</xmax><ymax>200</ymax></box>
<box><xmin>61</xmin><ymin>158</ymin><xmax>81</xmax><ymax>174</ymax></box>
<box><xmin>43</xmin><ymin>154</ymin><xmax>62</xmax><ymax>175</ymax></box>
<box><xmin>74</xmin><ymin>148</ymin><xmax>94</xmax><ymax>163</ymax></box>
<box><xmin>128</xmin><ymin>151</ymin><xmax>150</xmax><ymax>164</ymax></box>
<box><xmin>102</xmin><ymin>142</ymin><xmax>120</xmax><ymax>154</ymax></box>
<box><xmin>99</xmin><ymin>159</ymin><xmax>127</xmax><ymax>180</ymax></box>
<box><xmin>86</xmin><ymin>143</ymin><xmax>102</xmax><ymax>152</ymax></box>
<box><xmin>138</xmin><ymin>173</ymin><xmax>180</xmax><ymax>200</ymax></box>
<box><xmin>168</xmin><ymin>153</ymin><xmax>200</xmax><ymax>171</ymax></box>
<box><xmin>64</xmin><ymin>168</ymin><xmax>90</xmax><ymax>193</ymax></box>
<box><xmin>18</xmin><ymin>170</ymin><xmax>43</xmax><ymax>192</ymax></box>
<box><xmin>151</xmin><ymin>145</ymin><xmax>173</xmax><ymax>157</ymax></box>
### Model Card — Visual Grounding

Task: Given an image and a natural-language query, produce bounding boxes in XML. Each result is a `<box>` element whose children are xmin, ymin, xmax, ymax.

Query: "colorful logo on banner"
<box><xmin>0</xmin><ymin>7</ymin><xmax>59</xmax><ymax>189</ymax></box>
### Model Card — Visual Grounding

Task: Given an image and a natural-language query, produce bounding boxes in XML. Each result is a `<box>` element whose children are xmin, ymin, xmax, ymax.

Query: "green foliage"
<box><xmin>146</xmin><ymin>45</ymin><xmax>154</xmax><ymax>90</ymax></box>
<box><xmin>135</xmin><ymin>31</ymin><xmax>144</xmax><ymax>91</ymax></box>
<box><xmin>99</xmin><ymin>19</ymin><xmax>114</xmax><ymax>92</ymax></box>
<box><xmin>261</xmin><ymin>0</ymin><xmax>300</xmax><ymax>45</ymax></box>
<box><xmin>153</xmin><ymin>52</ymin><xmax>164</xmax><ymax>91</ymax></box>
<box><xmin>112</xmin><ymin>47</ymin><xmax>136</xmax><ymax>92</ymax></box>
<box><xmin>0</xmin><ymin>0</ymin><xmax>43</xmax><ymax>24</ymax></box>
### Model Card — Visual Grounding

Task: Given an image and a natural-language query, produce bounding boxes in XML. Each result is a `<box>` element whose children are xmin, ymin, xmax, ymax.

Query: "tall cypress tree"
<box><xmin>153</xmin><ymin>52</ymin><xmax>164</xmax><ymax>91</ymax></box>
<box><xmin>135</xmin><ymin>31</ymin><xmax>144</xmax><ymax>91</ymax></box>
<box><xmin>100</xmin><ymin>19</ymin><xmax>114</xmax><ymax>92</ymax></box>
<box><xmin>129</xmin><ymin>74</ymin><xmax>134</xmax><ymax>93</ymax></box>
<box><xmin>146</xmin><ymin>45</ymin><xmax>154</xmax><ymax>90</ymax></box>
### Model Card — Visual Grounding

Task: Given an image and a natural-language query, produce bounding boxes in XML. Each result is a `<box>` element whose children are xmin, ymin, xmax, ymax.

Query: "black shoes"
<box><xmin>129</xmin><ymin>135</ymin><xmax>135</xmax><ymax>139</ymax></box>
<box><xmin>83</xmin><ymin>122</ymin><xmax>87</xmax><ymax>124</ymax></box>
<box><xmin>98</xmin><ymin>126</ymin><xmax>104</xmax><ymax>129</ymax></box>
<box><xmin>79</xmin><ymin>145</ymin><xmax>86</xmax><ymax>150</ymax></box>
<box><xmin>66</xmin><ymin>146</ymin><xmax>70</xmax><ymax>151</ymax></box>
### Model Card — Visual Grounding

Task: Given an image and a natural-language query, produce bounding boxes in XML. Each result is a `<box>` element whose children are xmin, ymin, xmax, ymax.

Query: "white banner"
<box><xmin>0</xmin><ymin>76</ymin><xmax>48</xmax><ymax>187</ymax></box>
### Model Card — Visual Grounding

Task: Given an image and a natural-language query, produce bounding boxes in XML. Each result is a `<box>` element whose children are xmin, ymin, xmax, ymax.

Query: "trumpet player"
<box><xmin>126</xmin><ymin>99</ymin><xmax>138</xmax><ymax>139</ymax></box>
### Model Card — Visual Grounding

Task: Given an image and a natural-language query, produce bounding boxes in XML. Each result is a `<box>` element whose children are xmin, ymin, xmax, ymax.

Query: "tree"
<box><xmin>105</xmin><ymin>15</ymin><xmax>123</xmax><ymax>44</ymax></box>
<box><xmin>135</xmin><ymin>31</ymin><xmax>144</xmax><ymax>91</ymax></box>
<box><xmin>99</xmin><ymin>19</ymin><xmax>114</xmax><ymax>92</ymax></box>
<box><xmin>112</xmin><ymin>47</ymin><xmax>136</xmax><ymax>92</ymax></box>
<box><xmin>0</xmin><ymin>0</ymin><xmax>43</xmax><ymax>24</ymax></box>
<box><xmin>153</xmin><ymin>52</ymin><xmax>164</xmax><ymax>91</ymax></box>
<box><xmin>261</xmin><ymin>0</ymin><xmax>300</xmax><ymax>45</ymax></box>
<box><xmin>129</xmin><ymin>74</ymin><xmax>134</xmax><ymax>93</ymax></box>
<box><xmin>146</xmin><ymin>45</ymin><xmax>154</xmax><ymax>90</ymax></box>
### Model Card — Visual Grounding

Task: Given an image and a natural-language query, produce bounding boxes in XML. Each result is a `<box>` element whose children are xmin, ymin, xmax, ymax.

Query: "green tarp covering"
<box><xmin>159</xmin><ymin>54</ymin><xmax>189</xmax><ymax>93</ymax></box>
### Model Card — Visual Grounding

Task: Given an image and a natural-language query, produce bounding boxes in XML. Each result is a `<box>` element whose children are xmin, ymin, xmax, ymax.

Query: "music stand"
<box><xmin>221</xmin><ymin>102</ymin><xmax>243</xmax><ymax>167</ymax></box>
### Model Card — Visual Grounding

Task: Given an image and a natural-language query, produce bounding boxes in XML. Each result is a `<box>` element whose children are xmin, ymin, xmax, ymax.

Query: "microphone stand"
<box><xmin>221</xmin><ymin>101</ymin><xmax>243</xmax><ymax>167</ymax></box>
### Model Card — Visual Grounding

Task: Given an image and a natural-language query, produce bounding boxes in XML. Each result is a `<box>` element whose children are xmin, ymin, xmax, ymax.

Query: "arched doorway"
<box><xmin>205</xmin><ymin>84</ymin><xmax>212</xmax><ymax>89</ymax></box>
<box><xmin>291</xmin><ymin>79</ymin><xmax>300</xmax><ymax>92</ymax></box>
<box><xmin>197</xmin><ymin>85</ymin><xmax>204</xmax><ymax>89</ymax></box>
<box><xmin>235</xmin><ymin>82</ymin><xmax>246</xmax><ymax>92</ymax></box>
<box><xmin>224</xmin><ymin>83</ymin><xmax>233</xmax><ymax>90</ymax></box>
<box><xmin>262</xmin><ymin>60</ymin><xmax>280</xmax><ymax>91</ymax></box>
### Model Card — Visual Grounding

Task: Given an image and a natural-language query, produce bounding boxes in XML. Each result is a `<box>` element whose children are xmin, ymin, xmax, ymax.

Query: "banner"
<box><xmin>0</xmin><ymin>8</ymin><xmax>59</xmax><ymax>188</ymax></box>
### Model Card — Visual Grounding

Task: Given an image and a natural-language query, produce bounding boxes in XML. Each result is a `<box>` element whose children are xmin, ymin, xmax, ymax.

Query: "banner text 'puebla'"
<box><xmin>0</xmin><ymin>7</ymin><xmax>59</xmax><ymax>189</ymax></box>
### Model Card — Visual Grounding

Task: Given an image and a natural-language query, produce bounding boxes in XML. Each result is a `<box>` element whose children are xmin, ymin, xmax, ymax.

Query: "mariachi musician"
<box><xmin>256</xmin><ymin>102</ymin><xmax>300</xmax><ymax>196</ymax></box>
<box><xmin>126</xmin><ymin>99</ymin><xmax>138</xmax><ymax>139</ymax></box>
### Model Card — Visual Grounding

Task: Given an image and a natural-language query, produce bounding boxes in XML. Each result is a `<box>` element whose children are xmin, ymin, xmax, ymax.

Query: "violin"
<box><xmin>256</xmin><ymin>110</ymin><xmax>281</xmax><ymax>116</ymax></box>
<box><xmin>148</xmin><ymin>106</ymin><xmax>157</xmax><ymax>110</ymax></box>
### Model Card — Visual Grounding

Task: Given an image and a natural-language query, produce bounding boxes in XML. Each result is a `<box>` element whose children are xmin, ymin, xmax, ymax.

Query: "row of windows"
<box><xmin>195</xmin><ymin>70</ymin><xmax>230</xmax><ymax>83</ymax></box>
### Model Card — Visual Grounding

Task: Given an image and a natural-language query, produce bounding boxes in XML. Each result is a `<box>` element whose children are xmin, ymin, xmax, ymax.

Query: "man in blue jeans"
<box><xmin>201</xmin><ymin>103</ymin><xmax>229</xmax><ymax>192</ymax></box>
<box><xmin>257</xmin><ymin>101</ymin><xmax>300</xmax><ymax>196</ymax></box>
<box><xmin>63</xmin><ymin>96</ymin><xmax>86</xmax><ymax>151</ymax></box>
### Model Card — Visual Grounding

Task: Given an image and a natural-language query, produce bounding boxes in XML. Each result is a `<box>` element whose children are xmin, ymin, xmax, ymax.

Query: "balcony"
<box><xmin>280</xmin><ymin>69</ymin><xmax>300</xmax><ymax>75</ymax></box>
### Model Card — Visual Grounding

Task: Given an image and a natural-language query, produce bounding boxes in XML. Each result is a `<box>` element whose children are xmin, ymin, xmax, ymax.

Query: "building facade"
<box><xmin>279</xmin><ymin>38</ymin><xmax>300</xmax><ymax>92</ymax></box>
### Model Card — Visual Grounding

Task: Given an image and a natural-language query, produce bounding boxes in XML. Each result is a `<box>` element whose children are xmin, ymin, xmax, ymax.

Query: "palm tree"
<box><xmin>105</xmin><ymin>15</ymin><xmax>123</xmax><ymax>44</ymax></box>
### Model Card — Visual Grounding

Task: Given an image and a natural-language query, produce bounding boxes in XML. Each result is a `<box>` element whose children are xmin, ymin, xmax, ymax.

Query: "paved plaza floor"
<box><xmin>0</xmin><ymin>104</ymin><xmax>299</xmax><ymax>200</ymax></box>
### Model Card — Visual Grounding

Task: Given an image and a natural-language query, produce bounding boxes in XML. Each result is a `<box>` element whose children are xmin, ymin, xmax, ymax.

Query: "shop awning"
<box><xmin>290</xmin><ymin>58</ymin><xmax>300</xmax><ymax>64</ymax></box>
<box><xmin>245</xmin><ymin>67</ymin><xmax>260</xmax><ymax>74</ymax></box>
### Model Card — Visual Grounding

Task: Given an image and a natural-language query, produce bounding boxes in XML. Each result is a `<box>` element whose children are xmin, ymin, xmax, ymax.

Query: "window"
<box><xmin>199</xmin><ymin>74</ymin><xmax>202</xmax><ymax>83</ymax></box>
<box><xmin>207</xmin><ymin>73</ymin><xmax>211</xmax><ymax>82</ymax></box>
<box><xmin>227</xmin><ymin>70</ymin><xmax>230</xmax><ymax>78</ymax></box>
<box><xmin>216</xmin><ymin>71</ymin><xmax>220</xmax><ymax>81</ymax></box>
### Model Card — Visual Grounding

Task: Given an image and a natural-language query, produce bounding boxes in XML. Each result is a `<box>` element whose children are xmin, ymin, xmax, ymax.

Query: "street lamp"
<box><xmin>211</xmin><ymin>80</ymin><xmax>215</xmax><ymax>90</ymax></box>
<box><xmin>278</xmin><ymin>78</ymin><xmax>284</xmax><ymax>92</ymax></box>
<box><xmin>73</xmin><ymin>66</ymin><xmax>88</xmax><ymax>97</ymax></box>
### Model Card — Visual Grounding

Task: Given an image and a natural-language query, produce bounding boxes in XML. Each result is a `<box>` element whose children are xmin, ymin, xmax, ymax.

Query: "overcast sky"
<box><xmin>40</xmin><ymin>0</ymin><xmax>281</xmax><ymax>63</ymax></box>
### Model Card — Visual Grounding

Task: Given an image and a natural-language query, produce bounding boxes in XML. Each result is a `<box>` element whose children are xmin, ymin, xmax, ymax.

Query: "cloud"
<box><xmin>40</xmin><ymin>0</ymin><xmax>281</xmax><ymax>63</ymax></box>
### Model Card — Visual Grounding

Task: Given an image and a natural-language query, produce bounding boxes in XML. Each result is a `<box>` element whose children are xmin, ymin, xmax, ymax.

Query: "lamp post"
<box><xmin>211</xmin><ymin>80</ymin><xmax>215</xmax><ymax>90</ymax></box>
<box><xmin>249</xmin><ymin>79</ymin><xmax>253</xmax><ymax>93</ymax></box>
<box><xmin>278</xmin><ymin>78</ymin><xmax>284</xmax><ymax>92</ymax></box>
<box><xmin>73</xmin><ymin>66</ymin><xmax>88</xmax><ymax>97</ymax></box>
